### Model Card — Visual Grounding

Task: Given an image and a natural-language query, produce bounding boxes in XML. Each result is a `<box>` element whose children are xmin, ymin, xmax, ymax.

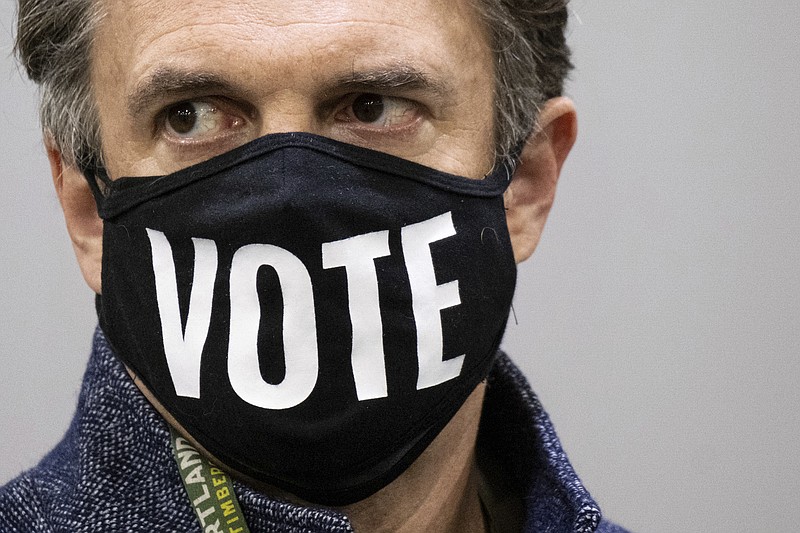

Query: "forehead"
<box><xmin>93</xmin><ymin>0</ymin><xmax>491</xmax><ymax>87</ymax></box>
<box><xmin>90</xmin><ymin>0</ymin><xmax>497</xmax><ymax>178</ymax></box>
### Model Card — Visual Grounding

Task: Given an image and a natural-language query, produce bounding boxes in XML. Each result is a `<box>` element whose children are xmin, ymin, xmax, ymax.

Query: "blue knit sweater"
<box><xmin>0</xmin><ymin>329</ymin><xmax>627</xmax><ymax>532</ymax></box>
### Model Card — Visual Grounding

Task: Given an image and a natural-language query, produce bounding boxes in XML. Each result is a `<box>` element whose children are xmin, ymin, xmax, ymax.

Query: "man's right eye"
<box><xmin>151</xmin><ymin>98</ymin><xmax>256</xmax><ymax>170</ymax></box>
<box><xmin>162</xmin><ymin>100</ymin><xmax>245</xmax><ymax>141</ymax></box>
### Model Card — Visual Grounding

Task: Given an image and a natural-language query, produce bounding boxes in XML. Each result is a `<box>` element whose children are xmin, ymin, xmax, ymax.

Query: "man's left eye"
<box><xmin>341</xmin><ymin>94</ymin><xmax>419</xmax><ymax>128</ymax></box>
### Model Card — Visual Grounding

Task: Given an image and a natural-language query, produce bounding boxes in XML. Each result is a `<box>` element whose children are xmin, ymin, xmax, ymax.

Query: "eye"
<box><xmin>163</xmin><ymin>100</ymin><xmax>244</xmax><ymax>140</ymax></box>
<box><xmin>352</xmin><ymin>94</ymin><xmax>385</xmax><ymax>123</ymax></box>
<box><xmin>339</xmin><ymin>93</ymin><xmax>420</xmax><ymax>129</ymax></box>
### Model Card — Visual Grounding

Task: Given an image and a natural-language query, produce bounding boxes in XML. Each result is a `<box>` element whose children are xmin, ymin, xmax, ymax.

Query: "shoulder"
<box><xmin>0</xmin><ymin>470</ymin><xmax>58</xmax><ymax>532</ymax></box>
<box><xmin>0</xmin><ymin>427</ymin><xmax>81</xmax><ymax>532</ymax></box>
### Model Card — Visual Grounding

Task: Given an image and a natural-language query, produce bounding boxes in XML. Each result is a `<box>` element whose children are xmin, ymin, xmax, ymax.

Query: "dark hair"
<box><xmin>15</xmin><ymin>0</ymin><xmax>571</xmax><ymax>169</ymax></box>
<box><xmin>472</xmin><ymin>0</ymin><xmax>572</xmax><ymax>162</ymax></box>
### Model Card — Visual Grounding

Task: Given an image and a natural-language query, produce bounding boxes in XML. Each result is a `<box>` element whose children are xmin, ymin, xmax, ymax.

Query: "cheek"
<box><xmin>102</xmin><ymin>133</ymin><xmax>170</xmax><ymax>179</ymax></box>
<box><xmin>427</xmin><ymin>79</ymin><xmax>495</xmax><ymax>176</ymax></box>
<box><xmin>78</xmin><ymin>239</ymin><xmax>104</xmax><ymax>295</ymax></box>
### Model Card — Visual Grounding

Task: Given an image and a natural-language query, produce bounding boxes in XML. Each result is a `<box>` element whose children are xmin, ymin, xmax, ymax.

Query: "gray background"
<box><xmin>2</xmin><ymin>1</ymin><xmax>798</xmax><ymax>531</ymax></box>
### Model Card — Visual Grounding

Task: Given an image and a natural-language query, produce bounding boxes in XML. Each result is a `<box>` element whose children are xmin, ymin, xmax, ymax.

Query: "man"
<box><xmin>2</xmin><ymin>0</ymin><xmax>627</xmax><ymax>531</ymax></box>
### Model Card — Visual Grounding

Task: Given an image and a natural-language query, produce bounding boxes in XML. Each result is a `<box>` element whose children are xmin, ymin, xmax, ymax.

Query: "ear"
<box><xmin>504</xmin><ymin>97</ymin><xmax>577</xmax><ymax>263</ymax></box>
<box><xmin>47</xmin><ymin>143</ymin><xmax>104</xmax><ymax>293</ymax></box>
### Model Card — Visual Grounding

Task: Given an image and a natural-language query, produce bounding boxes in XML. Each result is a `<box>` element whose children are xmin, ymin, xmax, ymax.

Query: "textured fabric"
<box><xmin>479</xmin><ymin>355</ymin><xmax>628</xmax><ymax>532</ymax></box>
<box><xmin>0</xmin><ymin>328</ymin><xmax>628</xmax><ymax>532</ymax></box>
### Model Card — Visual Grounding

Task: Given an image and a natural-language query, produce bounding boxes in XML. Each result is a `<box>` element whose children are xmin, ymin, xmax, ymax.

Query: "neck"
<box><xmin>129</xmin><ymin>367</ymin><xmax>488</xmax><ymax>532</ymax></box>
<box><xmin>340</xmin><ymin>383</ymin><xmax>488</xmax><ymax>533</ymax></box>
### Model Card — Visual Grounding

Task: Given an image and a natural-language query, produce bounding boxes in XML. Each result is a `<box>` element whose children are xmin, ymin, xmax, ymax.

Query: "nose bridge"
<box><xmin>256</xmin><ymin>89</ymin><xmax>321</xmax><ymax>136</ymax></box>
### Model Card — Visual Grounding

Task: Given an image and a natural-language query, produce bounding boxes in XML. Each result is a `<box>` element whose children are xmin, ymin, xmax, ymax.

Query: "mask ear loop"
<box><xmin>77</xmin><ymin>157</ymin><xmax>110</xmax><ymax>302</ymax></box>
<box><xmin>484</xmin><ymin>137</ymin><xmax>527</xmax><ymax>192</ymax></box>
<box><xmin>78</xmin><ymin>158</ymin><xmax>113</xmax><ymax>209</ymax></box>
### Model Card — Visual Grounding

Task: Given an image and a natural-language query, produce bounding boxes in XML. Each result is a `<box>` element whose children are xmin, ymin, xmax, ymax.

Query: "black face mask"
<box><xmin>92</xmin><ymin>132</ymin><xmax>517</xmax><ymax>505</ymax></box>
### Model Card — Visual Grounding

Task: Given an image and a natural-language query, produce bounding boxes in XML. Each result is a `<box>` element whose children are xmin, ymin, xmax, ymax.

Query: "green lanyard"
<box><xmin>170</xmin><ymin>428</ymin><xmax>252</xmax><ymax>533</ymax></box>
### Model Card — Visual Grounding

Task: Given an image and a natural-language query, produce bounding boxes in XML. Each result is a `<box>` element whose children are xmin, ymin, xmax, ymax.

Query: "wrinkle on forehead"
<box><xmin>92</xmin><ymin>0</ymin><xmax>496</xmax><ymax>178</ymax></box>
<box><xmin>96</xmin><ymin>0</ymin><xmax>487</xmax><ymax>59</ymax></box>
<box><xmin>95</xmin><ymin>1</ymin><xmax>490</xmax><ymax>109</ymax></box>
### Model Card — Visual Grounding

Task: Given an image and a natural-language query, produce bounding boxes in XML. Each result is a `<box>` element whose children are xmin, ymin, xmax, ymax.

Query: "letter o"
<box><xmin>228</xmin><ymin>244</ymin><xmax>318</xmax><ymax>409</ymax></box>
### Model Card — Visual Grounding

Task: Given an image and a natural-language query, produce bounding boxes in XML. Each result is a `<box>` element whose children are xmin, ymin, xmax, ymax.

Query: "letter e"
<box><xmin>401</xmin><ymin>212</ymin><xmax>464</xmax><ymax>389</ymax></box>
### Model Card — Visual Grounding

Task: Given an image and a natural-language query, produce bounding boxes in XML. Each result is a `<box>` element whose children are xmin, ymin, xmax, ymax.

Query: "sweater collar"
<box><xmin>81</xmin><ymin>327</ymin><xmax>354</xmax><ymax>532</ymax></box>
<box><xmin>76</xmin><ymin>327</ymin><xmax>601</xmax><ymax>532</ymax></box>
<box><xmin>480</xmin><ymin>353</ymin><xmax>602</xmax><ymax>532</ymax></box>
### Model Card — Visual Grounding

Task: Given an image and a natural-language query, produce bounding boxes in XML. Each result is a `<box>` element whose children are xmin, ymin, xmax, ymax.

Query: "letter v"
<box><xmin>147</xmin><ymin>229</ymin><xmax>217</xmax><ymax>398</ymax></box>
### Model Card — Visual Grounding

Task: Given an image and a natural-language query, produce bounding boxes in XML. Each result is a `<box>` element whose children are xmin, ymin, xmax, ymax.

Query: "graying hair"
<box><xmin>15</xmin><ymin>0</ymin><xmax>571</xmax><ymax>171</ymax></box>
<box><xmin>472</xmin><ymin>0</ymin><xmax>572</xmax><ymax>163</ymax></box>
<box><xmin>15</xmin><ymin>0</ymin><xmax>104</xmax><ymax>171</ymax></box>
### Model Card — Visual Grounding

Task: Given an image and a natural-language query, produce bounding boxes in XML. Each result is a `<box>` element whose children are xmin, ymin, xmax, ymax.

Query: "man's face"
<box><xmin>92</xmin><ymin>0</ymin><xmax>496</xmax><ymax>181</ymax></box>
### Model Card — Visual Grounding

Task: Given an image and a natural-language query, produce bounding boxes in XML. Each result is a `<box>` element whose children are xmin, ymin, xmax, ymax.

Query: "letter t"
<box><xmin>322</xmin><ymin>230</ymin><xmax>391</xmax><ymax>400</ymax></box>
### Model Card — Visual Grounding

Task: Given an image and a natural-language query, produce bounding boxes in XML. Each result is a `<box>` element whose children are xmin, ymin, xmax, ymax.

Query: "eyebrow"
<box><xmin>330</xmin><ymin>65</ymin><xmax>451</xmax><ymax>99</ymax></box>
<box><xmin>127</xmin><ymin>69</ymin><xmax>240</xmax><ymax>117</ymax></box>
<box><xmin>127</xmin><ymin>64</ymin><xmax>452</xmax><ymax>117</ymax></box>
